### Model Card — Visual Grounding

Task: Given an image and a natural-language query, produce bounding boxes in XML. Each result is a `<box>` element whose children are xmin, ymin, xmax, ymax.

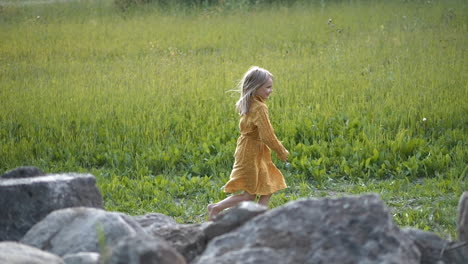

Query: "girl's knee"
<box><xmin>242</xmin><ymin>192</ymin><xmax>256</xmax><ymax>201</ymax></box>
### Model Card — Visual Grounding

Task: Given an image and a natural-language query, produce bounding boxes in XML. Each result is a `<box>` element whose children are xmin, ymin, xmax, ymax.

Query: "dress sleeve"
<box><xmin>254</xmin><ymin>105</ymin><xmax>289</xmax><ymax>161</ymax></box>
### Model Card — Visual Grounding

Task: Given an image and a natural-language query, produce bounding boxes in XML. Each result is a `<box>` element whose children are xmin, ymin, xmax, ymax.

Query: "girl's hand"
<box><xmin>283</xmin><ymin>149</ymin><xmax>290</xmax><ymax>161</ymax></box>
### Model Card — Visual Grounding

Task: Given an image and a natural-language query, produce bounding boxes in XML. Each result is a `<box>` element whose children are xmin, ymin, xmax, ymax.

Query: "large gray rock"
<box><xmin>1</xmin><ymin>166</ymin><xmax>44</xmax><ymax>179</ymax></box>
<box><xmin>403</xmin><ymin>228</ymin><xmax>468</xmax><ymax>264</ymax></box>
<box><xmin>135</xmin><ymin>204</ymin><xmax>266</xmax><ymax>263</ymax></box>
<box><xmin>149</xmin><ymin>223</ymin><xmax>206</xmax><ymax>263</ymax></box>
<box><xmin>168</xmin><ymin>201</ymin><xmax>267</xmax><ymax>262</ymax></box>
<box><xmin>195</xmin><ymin>194</ymin><xmax>421</xmax><ymax>264</ymax></box>
<box><xmin>0</xmin><ymin>241</ymin><xmax>64</xmax><ymax>264</ymax></box>
<box><xmin>131</xmin><ymin>213</ymin><xmax>177</xmax><ymax>230</ymax></box>
<box><xmin>202</xmin><ymin>201</ymin><xmax>267</xmax><ymax>241</ymax></box>
<box><xmin>133</xmin><ymin>213</ymin><xmax>206</xmax><ymax>262</ymax></box>
<box><xmin>102</xmin><ymin>234</ymin><xmax>186</xmax><ymax>264</ymax></box>
<box><xmin>458</xmin><ymin>192</ymin><xmax>468</xmax><ymax>241</ymax></box>
<box><xmin>21</xmin><ymin>207</ymin><xmax>145</xmax><ymax>257</ymax></box>
<box><xmin>63</xmin><ymin>252</ymin><xmax>99</xmax><ymax>264</ymax></box>
<box><xmin>0</xmin><ymin>172</ymin><xmax>103</xmax><ymax>241</ymax></box>
<box><xmin>194</xmin><ymin>247</ymin><xmax>286</xmax><ymax>264</ymax></box>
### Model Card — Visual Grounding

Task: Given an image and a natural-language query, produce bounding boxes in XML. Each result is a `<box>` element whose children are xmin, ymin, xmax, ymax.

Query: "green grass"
<box><xmin>1</xmin><ymin>0</ymin><xmax>467</xmax><ymax>239</ymax></box>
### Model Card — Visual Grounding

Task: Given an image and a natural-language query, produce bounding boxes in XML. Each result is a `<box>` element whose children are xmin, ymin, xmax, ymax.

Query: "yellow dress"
<box><xmin>223</xmin><ymin>96</ymin><xmax>289</xmax><ymax>195</ymax></box>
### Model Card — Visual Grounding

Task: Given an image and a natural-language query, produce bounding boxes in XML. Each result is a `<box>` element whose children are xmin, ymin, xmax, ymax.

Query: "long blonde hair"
<box><xmin>235</xmin><ymin>66</ymin><xmax>273</xmax><ymax>115</ymax></box>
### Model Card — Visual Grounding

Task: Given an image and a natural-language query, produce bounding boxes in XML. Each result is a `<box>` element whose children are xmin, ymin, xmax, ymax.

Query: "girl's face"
<box><xmin>255</xmin><ymin>77</ymin><xmax>273</xmax><ymax>100</ymax></box>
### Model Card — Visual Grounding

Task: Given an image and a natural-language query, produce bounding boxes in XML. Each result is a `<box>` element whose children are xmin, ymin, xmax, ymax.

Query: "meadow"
<box><xmin>1</xmin><ymin>0</ymin><xmax>467</xmax><ymax>238</ymax></box>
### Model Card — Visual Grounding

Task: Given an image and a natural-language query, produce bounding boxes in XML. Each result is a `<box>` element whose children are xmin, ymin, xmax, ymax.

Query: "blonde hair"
<box><xmin>235</xmin><ymin>66</ymin><xmax>273</xmax><ymax>115</ymax></box>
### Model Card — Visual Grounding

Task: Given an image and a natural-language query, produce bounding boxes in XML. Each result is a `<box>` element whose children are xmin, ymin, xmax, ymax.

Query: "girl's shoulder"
<box><xmin>251</xmin><ymin>96</ymin><xmax>268</xmax><ymax>110</ymax></box>
<box><xmin>249</xmin><ymin>97</ymin><xmax>268</xmax><ymax>116</ymax></box>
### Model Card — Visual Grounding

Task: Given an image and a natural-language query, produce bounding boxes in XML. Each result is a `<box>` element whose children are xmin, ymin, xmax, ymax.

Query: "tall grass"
<box><xmin>1</xmin><ymin>0</ymin><xmax>467</xmax><ymax>237</ymax></box>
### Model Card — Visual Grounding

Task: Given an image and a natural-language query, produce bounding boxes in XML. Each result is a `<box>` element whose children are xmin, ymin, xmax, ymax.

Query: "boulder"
<box><xmin>403</xmin><ymin>228</ymin><xmax>468</xmax><ymax>264</ymax></box>
<box><xmin>193</xmin><ymin>247</ymin><xmax>286</xmax><ymax>264</ymax></box>
<box><xmin>21</xmin><ymin>207</ymin><xmax>145</xmax><ymax>257</ymax></box>
<box><xmin>102</xmin><ymin>234</ymin><xmax>186</xmax><ymax>264</ymax></box>
<box><xmin>63</xmin><ymin>252</ymin><xmax>100</xmax><ymax>264</ymax></box>
<box><xmin>131</xmin><ymin>213</ymin><xmax>177</xmax><ymax>230</ymax></box>
<box><xmin>149</xmin><ymin>223</ymin><xmax>206</xmax><ymax>262</ymax></box>
<box><xmin>202</xmin><ymin>201</ymin><xmax>267</xmax><ymax>240</ymax></box>
<box><xmin>1</xmin><ymin>166</ymin><xmax>44</xmax><ymax>179</ymax></box>
<box><xmin>132</xmin><ymin>212</ymin><xmax>206</xmax><ymax>262</ymax></box>
<box><xmin>0</xmin><ymin>241</ymin><xmax>64</xmax><ymax>264</ymax></box>
<box><xmin>134</xmin><ymin>202</ymin><xmax>267</xmax><ymax>262</ymax></box>
<box><xmin>0</xmin><ymin>172</ymin><xmax>103</xmax><ymax>241</ymax></box>
<box><xmin>458</xmin><ymin>192</ymin><xmax>468</xmax><ymax>241</ymax></box>
<box><xmin>195</xmin><ymin>194</ymin><xmax>421</xmax><ymax>264</ymax></box>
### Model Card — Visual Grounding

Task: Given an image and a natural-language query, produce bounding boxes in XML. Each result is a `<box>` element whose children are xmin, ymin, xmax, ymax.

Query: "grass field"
<box><xmin>1</xmin><ymin>0</ymin><xmax>467</xmax><ymax>239</ymax></box>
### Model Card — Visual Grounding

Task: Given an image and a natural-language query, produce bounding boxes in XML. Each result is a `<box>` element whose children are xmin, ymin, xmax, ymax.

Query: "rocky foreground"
<box><xmin>0</xmin><ymin>166</ymin><xmax>467</xmax><ymax>264</ymax></box>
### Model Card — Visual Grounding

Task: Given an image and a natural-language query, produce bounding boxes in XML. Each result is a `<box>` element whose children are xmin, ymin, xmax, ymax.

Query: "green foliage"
<box><xmin>96</xmin><ymin>223</ymin><xmax>110</xmax><ymax>263</ymax></box>
<box><xmin>1</xmin><ymin>0</ymin><xmax>466</xmax><ymax>237</ymax></box>
<box><xmin>110</xmin><ymin>0</ymin><xmax>389</xmax><ymax>13</ymax></box>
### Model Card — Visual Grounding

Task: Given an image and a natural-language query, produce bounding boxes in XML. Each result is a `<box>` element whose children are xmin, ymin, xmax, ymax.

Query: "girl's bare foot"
<box><xmin>207</xmin><ymin>203</ymin><xmax>219</xmax><ymax>221</ymax></box>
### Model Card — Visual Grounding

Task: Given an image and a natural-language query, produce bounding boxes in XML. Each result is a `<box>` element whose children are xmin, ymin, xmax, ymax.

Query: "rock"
<box><xmin>403</xmin><ymin>228</ymin><xmax>468</xmax><ymax>264</ymax></box>
<box><xmin>0</xmin><ymin>241</ymin><xmax>64</xmax><ymax>264</ymax></box>
<box><xmin>21</xmin><ymin>207</ymin><xmax>146</xmax><ymax>257</ymax></box>
<box><xmin>0</xmin><ymin>173</ymin><xmax>103</xmax><ymax>241</ymax></box>
<box><xmin>149</xmin><ymin>224</ymin><xmax>206</xmax><ymax>263</ymax></box>
<box><xmin>195</xmin><ymin>194</ymin><xmax>421</xmax><ymax>264</ymax></box>
<box><xmin>132</xmin><ymin>212</ymin><xmax>206</xmax><ymax>262</ymax></box>
<box><xmin>102</xmin><ymin>234</ymin><xmax>186</xmax><ymax>264</ymax></box>
<box><xmin>458</xmin><ymin>192</ymin><xmax>468</xmax><ymax>241</ymax></box>
<box><xmin>402</xmin><ymin>228</ymin><xmax>448</xmax><ymax>263</ymax></box>
<box><xmin>202</xmin><ymin>201</ymin><xmax>267</xmax><ymax>240</ymax></box>
<box><xmin>1</xmin><ymin>166</ymin><xmax>44</xmax><ymax>179</ymax></box>
<box><xmin>145</xmin><ymin>202</ymin><xmax>268</xmax><ymax>262</ymax></box>
<box><xmin>132</xmin><ymin>213</ymin><xmax>203</xmax><ymax>261</ymax></box>
<box><xmin>442</xmin><ymin>241</ymin><xmax>468</xmax><ymax>264</ymax></box>
<box><xmin>63</xmin><ymin>252</ymin><xmax>100</xmax><ymax>264</ymax></box>
<box><xmin>193</xmin><ymin>247</ymin><xmax>286</xmax><ymax>264</ymax></box>
<box><xmin>131</xmin><ymin>213</ymin><xmax>177</xmax><ymax>230</ymax></box>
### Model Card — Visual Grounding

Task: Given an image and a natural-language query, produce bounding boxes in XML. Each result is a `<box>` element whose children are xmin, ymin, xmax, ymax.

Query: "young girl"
<box><xmin>208</xmin><ymin>66</ymin><xmax>289</xmax><ymax>221</ymax></box>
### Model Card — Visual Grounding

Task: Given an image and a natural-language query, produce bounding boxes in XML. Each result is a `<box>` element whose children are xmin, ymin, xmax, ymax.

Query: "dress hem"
<box><xmin>223</xmin><ymin>186</ymin><xmax>288</xmax><ymax>196</ymax></box>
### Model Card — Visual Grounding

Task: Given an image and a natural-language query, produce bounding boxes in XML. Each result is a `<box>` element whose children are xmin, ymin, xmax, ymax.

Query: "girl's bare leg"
<box><xmin>258</xmin><ymin>194</ymin><xmax>272</xmax><ymax>207</ymax></box>
<box><xmin>208</xmin><ymin>192</ymin><xmax>256</xmax><ymax>221</ymax></box>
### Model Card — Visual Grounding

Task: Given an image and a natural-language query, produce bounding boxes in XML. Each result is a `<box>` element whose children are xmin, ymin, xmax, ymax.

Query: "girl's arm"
<box><xmin>254</xmin><ymin>105</ymin><xmax>289</xmax><ymax>161</ymax></box>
